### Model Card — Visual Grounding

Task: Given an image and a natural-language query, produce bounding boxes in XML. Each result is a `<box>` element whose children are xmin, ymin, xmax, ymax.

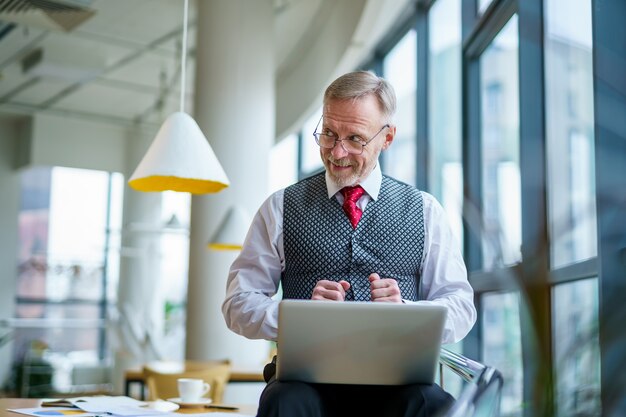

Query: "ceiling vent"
<box><xmin>0</xmin><ymin>0</ymin><xmax>95</xmax><ymax>32</ymax></box>
<box><xmin>22</xmin><ymin>43</ymin><xmax>105</xmax><ymax>82</ymax></box>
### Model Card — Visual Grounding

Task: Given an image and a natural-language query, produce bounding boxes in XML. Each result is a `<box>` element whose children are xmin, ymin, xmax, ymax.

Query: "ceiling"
<box><xmin>0</xmin><ymin>0</ymin><xmax>412</xmax><ymax>133</ymax></box>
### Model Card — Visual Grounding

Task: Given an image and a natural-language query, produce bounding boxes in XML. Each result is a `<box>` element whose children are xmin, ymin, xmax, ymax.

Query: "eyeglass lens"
<box><xmin>317</xmin><ymin>135</ymin><xmax>363</xmax><ymax>153</ymax></box>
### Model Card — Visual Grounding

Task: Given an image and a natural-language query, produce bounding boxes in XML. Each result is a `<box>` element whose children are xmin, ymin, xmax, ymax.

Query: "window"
<box><xmin>382</xmin><ymin>29</ymin><xmax>417</xmax><ymax>185</ymax></box>
<box><xmin>300</xmin><ymin>108</ymin><xmax>324</xmax><ymax>175</ymax></box>
<box><xmin>158</xmin><ymin>191</ymin><xmax>191</xmax><ymax>360</ymax></box>
<box><xmin>15</xmin><ymin>166</ymin><xmax>123</xmax><ymax>391</ymax></box>
<box><xmin>544</xmin><ymin>0</ymin><xmax>596</xmax><ymax>269</ymax></box>
<box><xmin>479</xmin><ymin>16</ymin><xmax>521</xmax><ymax>269</ymax></box>
<box><xmin>553</xmin><ymin>278</ymin><xmax>600</xmax><ymax>416</ymax></box>
<box><xmin>482</xmin><ymin>291</ymin><xmax>523</xmax><ymax>416</ymax></box>
<box><xmin>269</xmin><ymin>134</ymin><xmax>298</xmax><ymax>194</ymax></box>
<box><xmin>428</xmin><ymin>0</ymin><xmax>463</xmax><ymax>245</ymax></box>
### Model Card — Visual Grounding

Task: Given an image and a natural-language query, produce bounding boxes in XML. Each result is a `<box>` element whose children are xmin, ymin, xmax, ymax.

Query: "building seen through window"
<box><xmin>14</xmin><ymin>166</ymin><xmax>123</xmax><ymax>393</ymax></box>
<box><xmin>382</xmin><ymin>28</ymin><xmax>417</xmax><ymax>186</ymax></box>
<box><xmin>479</xmin><ymin>16</ymin><xmax>521</xmax><ymax>269</ymax></box>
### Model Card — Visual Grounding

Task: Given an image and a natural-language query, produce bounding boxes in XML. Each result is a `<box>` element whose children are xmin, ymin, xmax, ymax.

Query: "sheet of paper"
<box><xmin>102</xmin><ymin>406</ymin><xmax>172</xmax><ymax>417</ymax></box>
<box><xmin>8</xmin><ymin>407</ymin><xmax>96</xmax><ymax>417</ymax></box>
<box><xmin>178</xmin><ymin>413</ymin><xmax>254</xmax><ymax>417</ymax></box>
<box><xmin>70</xmin><ymin>397</ymin><xmax>147</xmax><ymax>413</ymax></box>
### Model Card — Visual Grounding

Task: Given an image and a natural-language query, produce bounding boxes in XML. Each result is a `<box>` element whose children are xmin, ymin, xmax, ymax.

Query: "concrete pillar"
<box><xmin>186</xmin><ymin>0</ymin><xmax>274</xmax><ymax>367</ymax></box>
<box><xmin>111</xmin><ymin>126</ymin><xmax>164</xmax><ymax>394</ymax></box>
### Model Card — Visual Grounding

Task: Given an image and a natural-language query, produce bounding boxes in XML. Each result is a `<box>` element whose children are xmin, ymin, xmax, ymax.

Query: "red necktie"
<box><xmin>341</xmin><ymin>185</ymin><xmax>365</xmax><ymax>229</ymax></box>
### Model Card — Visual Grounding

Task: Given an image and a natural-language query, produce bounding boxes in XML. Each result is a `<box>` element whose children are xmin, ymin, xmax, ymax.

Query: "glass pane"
<box><xmin>15</xmin><ymin>166</ymin><xmax>123</xmax><ymax>378</ymax></box>
<box><xmin>47</xmin><ymin>167</ymin><xmax>110</xmax><ymax>301</ymax></box>
<box><xmin>106</xmin><ymin>172</ymin><xmax>124</xmax><ymax>303</ymax></box>
<box><xmin>480</xmin><ymin>16</ymin><xmax>521</xmax><ymax>269</ymax></box>
<box><xmin>159</xmin><ymin>191</ymin><xmax>191</xmax><ymax>359</ymax></box>
<box><xmin>301</xmin><ymin>108</ymin><xmax>324</xmax><ymax>175</ymax></box>
<box><xmin>18</xmin><ymin>167</ymin><xmax>119</xmax><ymax>302</ymax></box>
<box><xmin>428</xmin><ymin>0</ymin><xmax>463</xmax><ymax>247</ymax></box>
<box><xmin>382</xmin><ymin>28</ymin><xmax>417</xmax><ymax>185</ymax></box>
<box><xmin>545</xmin><ymin>0</ymin><xmax>597</xmax><ymax>269</ymax></box>
<box><xmin>478</xmin><ymin>0</ymin><xmax>494</xmax><ymax>14</ymax></box>
<box><xmin>269</xmin><ymin>133</ymin><xmax>298</xmax><ymax>194</ymax></box>
<box><xmin>482</xmin><ymin>291</ymin><xmax>523</xmax><ymax>416</ymax></box>
<box><xmin>12</xmin><ymin>303</ymin><xmax>104</xmax><ymax>394</ymax></box>
<box><xmin>17</xmin><ymin>167</ymin><xmax>52</xmax><ymax>300</ymax></box>
<box><xmin>553</xmin><ymin>278</ymin><xmax>600</xmax><ymax>416</ymax></box>
<box><xmin>14</xmin><ymin>304</ymin><xmax>102</xmax><ymax>354</ymax></box>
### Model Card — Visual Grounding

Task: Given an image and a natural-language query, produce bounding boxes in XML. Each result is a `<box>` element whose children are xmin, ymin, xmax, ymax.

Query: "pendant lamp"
<box><xmin>208</xmin><ymin>206</ymin><xmax>252</xmax><ymax>251</ymax></box>
<box><xmin>128</xmin><ymin>0</ymin><xmax>229</xmax><ymax>194</ymax></box>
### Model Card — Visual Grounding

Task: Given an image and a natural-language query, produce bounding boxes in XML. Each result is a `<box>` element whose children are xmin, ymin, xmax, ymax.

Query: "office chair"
<box><xmin>143</xmin><ymin>359</ymin><xmax>231</xmax><ymax>403</ymax></box>
<box><xmin>439</xmin><ymin>348</ymin><xmax>503</xmax><ymax>417</ymax></box>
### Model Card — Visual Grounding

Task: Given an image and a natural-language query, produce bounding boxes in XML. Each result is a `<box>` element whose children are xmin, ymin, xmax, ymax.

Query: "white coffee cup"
<box><xmin>177</xmin><ymin>378</ymin><xmax>210</xmax><ymax>402</ymax></box>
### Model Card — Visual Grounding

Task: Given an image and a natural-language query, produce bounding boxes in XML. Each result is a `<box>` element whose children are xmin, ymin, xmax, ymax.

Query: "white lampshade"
<box><xmin>128</xmin><ymin>111</ymin><xmax>230</xmax><ymax>194</ymax></box>
<box><xmin>208</xmin><ymin>206</ymin><xmax>252</xmax><ymax>251</ymax></box>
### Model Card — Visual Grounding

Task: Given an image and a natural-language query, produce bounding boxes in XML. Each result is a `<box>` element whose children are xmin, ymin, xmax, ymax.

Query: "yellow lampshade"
<box><xmin>208</xmin><ymin>206</ymin><xmax>252</xmax><ymax>251</ymax></box>
<box><xmin>128</xmin><ymin>111</ymin><xmax>230</xmax><ymax>194</ymax></box>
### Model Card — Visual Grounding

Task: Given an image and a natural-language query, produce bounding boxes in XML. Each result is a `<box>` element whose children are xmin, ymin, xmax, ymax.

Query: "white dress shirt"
<box><xmin>222</xmin><ymin>164</ymin><xmax>476</xmax><ymax>344</ymax></box>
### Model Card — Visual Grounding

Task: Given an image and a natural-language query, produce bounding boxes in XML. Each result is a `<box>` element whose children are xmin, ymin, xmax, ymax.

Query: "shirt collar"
<box><xmin>325</xmin><ymin>163</ymin><xmax>382</xmax><ymax>201</ymax></box>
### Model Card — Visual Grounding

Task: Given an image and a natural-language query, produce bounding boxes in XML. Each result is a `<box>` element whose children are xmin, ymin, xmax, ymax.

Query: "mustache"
<box><xmin>327</xmin><ymin>156</ymin><xmax>353</xmax><ymax>167</ymax></box>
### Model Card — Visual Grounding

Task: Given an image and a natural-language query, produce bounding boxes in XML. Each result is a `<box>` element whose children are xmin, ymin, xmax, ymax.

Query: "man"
<box><xmin>222</xmin><ymin>71</ymin><xmax>476</xmax><ymax>417</ymax></box>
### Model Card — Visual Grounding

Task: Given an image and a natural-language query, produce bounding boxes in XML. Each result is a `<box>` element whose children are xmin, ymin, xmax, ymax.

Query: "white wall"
<box><xmin>0</xmin><ymin>115</ymin><xmax>23</xmax><ymax>388</ymax></box>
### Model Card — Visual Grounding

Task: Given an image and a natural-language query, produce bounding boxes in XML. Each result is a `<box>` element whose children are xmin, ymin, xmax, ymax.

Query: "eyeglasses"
<box><xmin>312</xmin><ymin>115</ymin><xmax>389</xmax><ymax>155</ymax></box>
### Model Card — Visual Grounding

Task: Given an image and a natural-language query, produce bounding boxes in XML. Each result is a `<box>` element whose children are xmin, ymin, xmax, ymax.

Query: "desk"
<box><xmin>0</xmin><ymin>398</ymin><xmax>257</xmax><ymax>416</ymax></box>
<box><xmin>124</xmin><ymin>363</ymin><xmax>265</xmax><ymax>399</ymax></box>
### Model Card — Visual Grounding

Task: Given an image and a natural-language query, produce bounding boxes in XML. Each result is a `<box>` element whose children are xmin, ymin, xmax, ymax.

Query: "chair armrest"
<box><xmin>439</xmin><ymin>347</ymin><xmax>486</xmax><ymax>383</ymax></box>
<box><xmin>439</xmin><ymin>348</ymin><xmax>504</xmax><ymax>417</ymax></box>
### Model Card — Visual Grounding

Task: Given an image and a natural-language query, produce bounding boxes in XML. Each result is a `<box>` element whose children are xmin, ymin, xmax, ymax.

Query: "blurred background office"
<box><xmin>0</xmin><ymin>0</ymin><xmax>624</xmax><ymax>416</ymax></box>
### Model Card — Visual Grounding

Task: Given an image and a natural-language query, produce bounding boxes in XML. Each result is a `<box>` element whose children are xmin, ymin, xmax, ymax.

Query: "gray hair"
<box><xmin>323</xmin><ymin>71</ymin><xmax>397</xmax><ymax>120</ymax></box>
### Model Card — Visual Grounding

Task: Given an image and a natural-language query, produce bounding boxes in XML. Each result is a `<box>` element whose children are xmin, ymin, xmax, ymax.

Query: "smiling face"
<box><xmin>321</xmin><ymin>95</ymin><xmax>395</xmax><ymax>187</ymax></box>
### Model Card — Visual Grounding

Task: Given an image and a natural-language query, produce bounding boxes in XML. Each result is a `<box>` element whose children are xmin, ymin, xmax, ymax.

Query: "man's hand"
<box><xmin>311</xmin><ymin>280</ymin><xmax>351</xmax><ymax>301</ymax></box>
<box><xmin>369</xmin><ymin>273</ymin><xmax>402</xmax><ymax>303</ymax></box>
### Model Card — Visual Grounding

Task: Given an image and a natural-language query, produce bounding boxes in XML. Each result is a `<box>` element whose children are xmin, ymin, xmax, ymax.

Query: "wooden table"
<box><xmin>0</xmin><ymin>398</ymin><xmax>257</xmax><ymax>416</ymax></box>
<box><xmin>124</xmin><ymin>363</ymin><xmax>265</xmax><ymax>400</ymax></box>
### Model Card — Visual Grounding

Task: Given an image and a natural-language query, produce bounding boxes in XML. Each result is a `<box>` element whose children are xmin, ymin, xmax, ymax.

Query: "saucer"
<box><xmin>166</xmin><ymin>397</ymin><xmax>212</xmax><ymax>408</ymax></box>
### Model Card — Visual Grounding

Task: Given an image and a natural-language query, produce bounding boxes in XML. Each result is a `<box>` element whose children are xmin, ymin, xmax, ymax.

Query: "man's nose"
<box><xmin>330</xmin><ymin>140</ymin><xmax>349</xmax><ymax>158</ymax></box>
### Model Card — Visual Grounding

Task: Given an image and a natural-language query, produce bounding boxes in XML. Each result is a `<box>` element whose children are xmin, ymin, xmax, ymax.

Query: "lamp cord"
<box><xmin>179</xmin><ymin>0</ymin><xmax>189</xmax><ymax>113</ymax></box>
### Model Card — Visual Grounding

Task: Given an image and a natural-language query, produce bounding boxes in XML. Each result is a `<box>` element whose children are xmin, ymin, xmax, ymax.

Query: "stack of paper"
<box><xmin>7</xmin><ymin>395</ymin><xmax>254</xmax><ymax>417</ymax></box>
<box><xmin>10</xmin><ymin>396</ymin><xmax>169</xmax><ymax>417</ymax></box>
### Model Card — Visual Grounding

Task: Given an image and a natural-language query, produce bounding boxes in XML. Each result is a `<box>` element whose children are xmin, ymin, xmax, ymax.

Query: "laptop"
<box><xmin>276</xmin><ymin>299</ymin><xmax>447</xmax><ymax>385</ymax></box>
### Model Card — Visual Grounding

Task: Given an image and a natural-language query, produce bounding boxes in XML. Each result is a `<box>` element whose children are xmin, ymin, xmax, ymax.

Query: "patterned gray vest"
<box><xmin>282</xmin><ymin>173</ymin><xmax>425</xmax><ymax>301</ymax></box>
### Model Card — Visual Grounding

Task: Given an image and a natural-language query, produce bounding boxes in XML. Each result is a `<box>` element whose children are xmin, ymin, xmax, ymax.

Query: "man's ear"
<box><xmin>382</xmin><ymin>125</ymin><xmax>396</xmax><ymax>151</ymax></box>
